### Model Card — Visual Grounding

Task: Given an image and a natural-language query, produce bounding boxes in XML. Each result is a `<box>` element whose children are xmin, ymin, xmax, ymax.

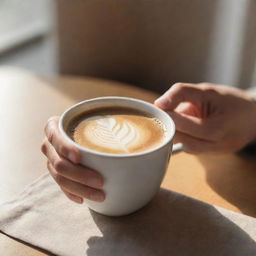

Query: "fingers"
<box><xmin>155</xmin><ymin>83</ymin><xmax>204</xmax><ymax>111</ymax></box>
<box><xmin>174</xmin><ymin>131</ymin><xmax>217</xmax><ymax>154</ymax></box>
<box><xmin>42</xmin><ymin>139</ymin><xmax>103</xmax><ymax>189</ymax></box>
<box><xmin>46</xmin><ymin>161</ymin><xmax>83</xmax><ymax>204</ymax></box>
<box><xmin>62</xmin><ymin>189</ymin><xmax>84</xmax><ymax>204</ymax></box>
<box><xmin>44</xmin><ymin>116</ymin><xmax>80</xmax><ymax>164</ymax></box>
<box><xmin>168</xmin><ymin>111</ymin><xmax>215</xmax><ymax>141</ymax></box>
<box><xmin>42</xmin><ymin>116</ymin><xmax>105</xmax><ymax>203</ymax></box>
<box><xmin>47</xmin><ymin>161</ymin><xmax>105</xmax><ymax>202</ymax></box>
<box><xmin>174</xmin><ymin>102</ymin><xmax>203</xmax><ymax>118</ymax></box>
<box><xmin>155</xmin><ymin>83</ymin><xmax>224</xmax><ymax>150</ymax></box>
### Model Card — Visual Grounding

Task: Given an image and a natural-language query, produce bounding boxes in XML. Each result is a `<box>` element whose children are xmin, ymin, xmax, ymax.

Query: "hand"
<box><xmin>41</xmin><ymin>116</ymin><xmax>105</xmax><ymax>204</ymax></box>
<box><xmin>155</xmin><ymin>83</ymin><xmax>256</xmax><ymax>154</ymax></box>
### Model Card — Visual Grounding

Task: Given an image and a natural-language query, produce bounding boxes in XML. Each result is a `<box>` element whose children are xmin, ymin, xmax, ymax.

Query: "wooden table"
<box><xmin>0</xmin><ymin>67</ymin><xmax>256</xmax><ymax>255</ymax></box>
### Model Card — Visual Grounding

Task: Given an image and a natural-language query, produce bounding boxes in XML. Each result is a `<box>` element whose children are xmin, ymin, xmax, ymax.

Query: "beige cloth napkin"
<box><xmin>1</xmin><ymin>173</ymin><xmax>256</xmax><ymax>256</ymax></box>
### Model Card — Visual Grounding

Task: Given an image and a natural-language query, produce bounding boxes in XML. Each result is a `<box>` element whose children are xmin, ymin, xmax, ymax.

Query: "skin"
<box><xmin>155</xmin><ymin>83</ymin><xmax>256</xmax><ymax>154</ymax></box>
<box><xmin>41</xmin><ymin>117</ymin><xmax>105</xmax><ymax>204</ymax></box>
<box><xmin>41</xmin><ymin>82</ymin><xmax>256</xmax><ymax>203</ymax></box>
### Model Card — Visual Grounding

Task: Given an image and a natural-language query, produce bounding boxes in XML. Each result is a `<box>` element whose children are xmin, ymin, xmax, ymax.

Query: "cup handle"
<box><xmin>172</xmin><ymin>143</ymin><xmax>184</xmax><ymax>155</ymax></box>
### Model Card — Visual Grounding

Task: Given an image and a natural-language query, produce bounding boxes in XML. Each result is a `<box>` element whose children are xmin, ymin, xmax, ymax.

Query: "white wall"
<box><xmin>207</xmin><ymin>0</ymin><xmax>256</xmax><ymax>89</ymax></box>
<box><xmin>0</xmin><ymin>0</ymin><xmax>53</xmax><ymax>53</ymax></box>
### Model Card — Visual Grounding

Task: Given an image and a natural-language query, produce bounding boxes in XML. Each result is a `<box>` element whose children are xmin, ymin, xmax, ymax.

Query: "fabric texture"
<box><xmin>1</xmin><ymin>173</ymin><xmax>256</xmax><ymax>256</ymax></box>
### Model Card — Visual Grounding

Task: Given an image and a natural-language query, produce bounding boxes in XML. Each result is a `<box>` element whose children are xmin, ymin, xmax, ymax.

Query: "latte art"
<box><xmin>68</xmin><ymin>107</ymin><xmax>167</xmax><ymax>154</ymax></box>
<box><xmin>77</xmin><ymin>116</ymin><xmax>146</xmax><ymax>153</ymax></box>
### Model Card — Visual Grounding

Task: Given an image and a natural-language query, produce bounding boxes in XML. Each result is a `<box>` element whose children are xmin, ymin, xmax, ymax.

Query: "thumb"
<box><xmin>154</xmin><ymin>83</ymin><xmax>204</xmax><ymax>111</ymax></box>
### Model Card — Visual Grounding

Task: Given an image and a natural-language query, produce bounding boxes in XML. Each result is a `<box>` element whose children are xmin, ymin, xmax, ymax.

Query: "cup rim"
<box><xmin>59</xmin><ymin>96</ymin><xmax>175</xmax><ymax>158</ymax></box>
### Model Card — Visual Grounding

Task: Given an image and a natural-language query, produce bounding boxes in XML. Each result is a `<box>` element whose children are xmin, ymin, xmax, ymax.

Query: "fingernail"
<box><xmin>155</xmin><ymin>96</ymin><xmax>169</xmax><ymax>108</ymax></box>
<box><xmin>71</xmin><ymin>195</ymin><xmax>83</xmax><ymax>204</ymax></box>
<box><xmin>68</xmin><ymin>151</ymin><xmax>78</xmax><ymax>163</ymax></box>
<box><xmin>75</xmin><ymin>197</ymin><xmax>83</xmax><ymax>204</ymax></box>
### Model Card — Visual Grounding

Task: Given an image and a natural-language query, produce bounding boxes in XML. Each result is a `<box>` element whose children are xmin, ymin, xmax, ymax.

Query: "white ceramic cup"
<box><xmin>59</xmin><ymin>97</ymin><xmax>175</xmax><ymax>216</ymax></box>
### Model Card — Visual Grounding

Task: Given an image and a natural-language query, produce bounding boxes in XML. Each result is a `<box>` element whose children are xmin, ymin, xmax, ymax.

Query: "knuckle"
<box><xmin>55</xmin><ymin>174</ymin><xmax>65</xmax><ymax>186</ymax></box>
<box><xmin>172</xmin><ymin>82</ymin><xmax>184</xmax><ymax>90</ymax></box>
<box><xmin>201</xmin><ymin>83</ymin><xmax>217</xmax><ymax>95</ymax></box>
<box><xmin>53</xmin><ymin>159</ymin><xmax>66</xmax><ymax>173</ymax></box>
<box><xmin>41</xmin><ymin>140</ymin><xmax>47</xmax><ymax>154</ymax></box>
<box><xmin>45</xmin><ymin>127</ymin><xmax>54</xmax><ymax>144</ymax></box>
<box><xmin>59</xmin><ymin>144</ymin><xmax>68</xmax><ymax>157</ymax></box>
<box><xmin>199</xmin><ymin>83</ymin><xmax>212</xmax><ymax>89</ymax></box>
<box><xmin>44</xmin><ymin>117</ymin><xmax>58</xmax><ymax>143</ymax></box>
<box><xmin>44</xmin><ymin>118</ymin><xmax>53</xmax><ymax>133</ymax></box>
<box><xmin>172</xmin><ymin>82</ymin><xmax>196</xmax><ymax>96</ymax></box>
<box><xmin>46</xmin><ymin>161</ymin><xmax>51</xmax><ymax>170</ymax></box>
<box><xmin>47</xmin><ymin>116</ymin><xmax>58</xmax><ymax>124</ymax></box>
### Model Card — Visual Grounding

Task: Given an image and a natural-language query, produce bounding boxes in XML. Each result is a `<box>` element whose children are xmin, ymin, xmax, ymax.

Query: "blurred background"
<box><xmin>0</xmin><ymin>0</ymin><xmax>56</xmax><ymax>75</ymax></box>
<box><xmin>0</xmin><ymin>0</ymin><xmax>256</xmax><ymax>93</ymax></box>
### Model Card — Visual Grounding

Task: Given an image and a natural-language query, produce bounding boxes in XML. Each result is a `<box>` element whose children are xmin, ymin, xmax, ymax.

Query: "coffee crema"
<box><xmin>67</xmin><ymin>107</ymin><xmax>167</xmax><ymax>154</ymax></box>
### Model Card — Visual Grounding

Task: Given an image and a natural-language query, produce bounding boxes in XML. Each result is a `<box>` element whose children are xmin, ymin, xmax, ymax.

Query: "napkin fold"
<box><xmin>1</xmin><ymin>173</ymin><xmax>256</xmax><ymax>256</ymax></box>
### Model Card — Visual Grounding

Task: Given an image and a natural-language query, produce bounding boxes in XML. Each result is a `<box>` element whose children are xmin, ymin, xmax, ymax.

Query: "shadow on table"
<box><xmin>86</xmin><ymin>188</ymin><xmax>256</xmax><ymax>256</ymax></box>
<box><xmin>197</xmin><ymin>153</ymin><xmax>256</xmax><ymax>217</ymax></box>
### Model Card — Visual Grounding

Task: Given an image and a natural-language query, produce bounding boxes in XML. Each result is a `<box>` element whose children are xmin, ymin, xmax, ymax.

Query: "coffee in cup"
<box><xmin>66</xmin><ymin>107</ymin><xmax>167</xmax><ymax>155</ymax></box>
<box><xmin>59</xmin><ymin>97</ymin><xmax>175</xmax><ymax>216</ymax></box>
